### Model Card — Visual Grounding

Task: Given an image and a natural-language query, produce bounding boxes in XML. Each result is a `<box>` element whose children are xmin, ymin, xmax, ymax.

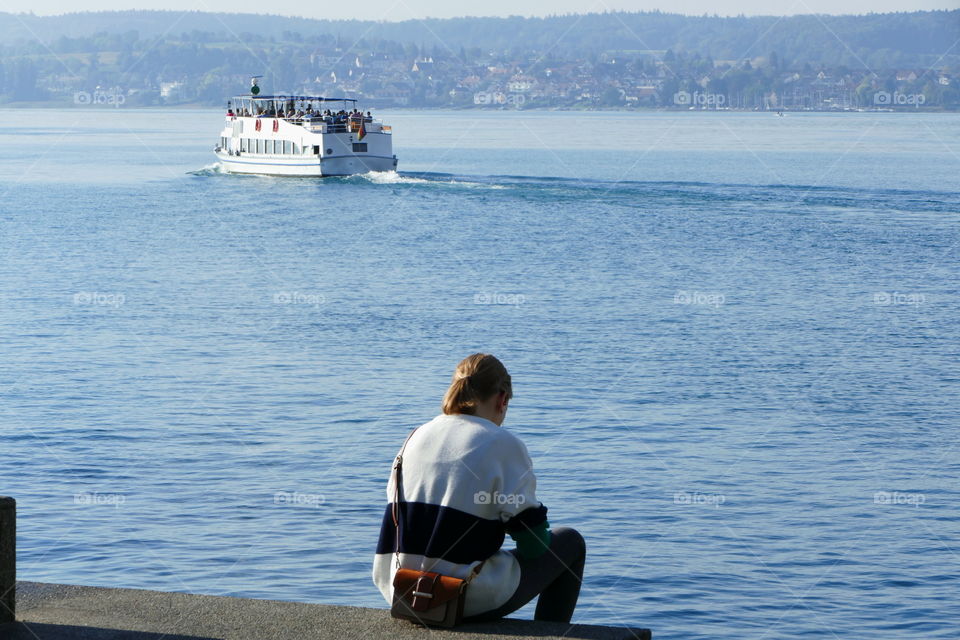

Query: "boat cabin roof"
<box><xmin>232</xmin><ymin>95</ymin><xmax>357</xmax><ymax>102</ymax></box>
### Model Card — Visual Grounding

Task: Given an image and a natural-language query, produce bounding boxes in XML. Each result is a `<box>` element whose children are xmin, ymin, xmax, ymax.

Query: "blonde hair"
<box><xmin>441</xmin><ymin>353</ymin><xmax>513</xmax><ymax>415</ymax></box>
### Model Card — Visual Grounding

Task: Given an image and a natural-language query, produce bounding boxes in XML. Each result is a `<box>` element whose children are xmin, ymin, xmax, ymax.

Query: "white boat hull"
<box><xmin>215</xmin><ymin>151</ymin><xmax>397</xmax><ymax>177</ymax></box>
<box><xmin>215</xmin><ymin>113</ymin><xmax>397</xmax><ymax>177</ymax></box>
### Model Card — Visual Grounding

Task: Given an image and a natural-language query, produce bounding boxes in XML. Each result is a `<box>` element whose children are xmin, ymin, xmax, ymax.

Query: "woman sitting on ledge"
<box><xmin>373</xmin><ymin>353</ymin><xmax>585</xmax><ymax>623</ymax></box>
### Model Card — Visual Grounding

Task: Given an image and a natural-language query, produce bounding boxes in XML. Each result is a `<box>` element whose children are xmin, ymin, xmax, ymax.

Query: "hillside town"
<box><xmin>2</xmin><ymin>19</ymin><xmax>955</xmax><ymax>111</ymax></box>
<box><xmin>51</xmin><ymin>48</ymin><xmax>959</xmax><ymax>110</ymax></box>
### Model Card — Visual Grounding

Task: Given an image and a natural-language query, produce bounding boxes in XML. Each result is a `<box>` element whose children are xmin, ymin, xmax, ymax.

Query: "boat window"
<box><xmin>284</xmin><ymin>140</ymin><xmax>292</xmax><ymax>155</ymax></box>
<box><xmin>257</xmin><ymin>139</ymin><xmax>263</xmax><ymax>154</ymax></box>
<box><xmin>313</xmin><ymin>146</ymin><xmax>321</xmax><ymax>155</ymax></box>
<box><xmin>241</xmin><ymin>139</ymin><xmax>248</xmax><ymax>152</ymax></box>
<box><xmin>352</xmin><ymin>143</ymin><xmax>368</xmax><ymax>153</ymax></box>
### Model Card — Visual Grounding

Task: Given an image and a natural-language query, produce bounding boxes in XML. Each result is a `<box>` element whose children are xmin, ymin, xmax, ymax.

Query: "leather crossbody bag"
<box><xmin>389</xmin><ymin>428</ymin><xmax>483</xmax><ymax>627</ymax></box>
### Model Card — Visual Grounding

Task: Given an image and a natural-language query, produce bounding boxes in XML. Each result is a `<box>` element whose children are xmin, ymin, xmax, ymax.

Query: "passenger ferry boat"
<box><xmin>215</xmin><ymin>80</ymin><xmax>397</xmax><ymax>176</ymax></box>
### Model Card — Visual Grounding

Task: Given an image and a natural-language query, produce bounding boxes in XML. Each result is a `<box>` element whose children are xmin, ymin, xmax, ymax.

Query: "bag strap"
<box><xmin>391</xmin><ymin>426</ymin><xmax>485</xmax><ymax>582</ymax></box>
<box><xmin>392</xmin><ymin>427</ymin><xmax>419</xmax><ymax>569</ymax></box>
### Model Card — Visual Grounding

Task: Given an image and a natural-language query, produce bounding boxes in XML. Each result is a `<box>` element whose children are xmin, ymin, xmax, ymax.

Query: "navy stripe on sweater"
<box><xmin>376</xmin><ymin>502</ymin><xmax>549</xmax><ymax>564</ymax></box>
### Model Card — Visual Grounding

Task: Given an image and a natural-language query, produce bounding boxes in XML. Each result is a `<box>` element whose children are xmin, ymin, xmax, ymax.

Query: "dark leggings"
<box><xmin>464</xmin><ymin>527</ymin><xmax>586</xmax><ymax>624</ymax></box>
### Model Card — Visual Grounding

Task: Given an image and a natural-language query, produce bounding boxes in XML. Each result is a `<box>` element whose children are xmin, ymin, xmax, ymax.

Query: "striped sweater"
<box><xmin>372</xmin><ymin>413</ymin><xmax>549</xmax><ymax>616</ymax></box>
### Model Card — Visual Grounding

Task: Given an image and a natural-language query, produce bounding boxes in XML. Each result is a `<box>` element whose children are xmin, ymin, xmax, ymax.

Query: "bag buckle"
<box><xmin>411</xmin><ymin>574</ymin><xmax>436</xmax><ymax>611</ymax></box>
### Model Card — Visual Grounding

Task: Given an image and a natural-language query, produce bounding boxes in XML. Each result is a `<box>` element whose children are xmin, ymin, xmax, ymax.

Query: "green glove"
<box><xmin>509</xmin><ymin>520</ymin><xmax>551</xmax><ymax>560</ymax></box>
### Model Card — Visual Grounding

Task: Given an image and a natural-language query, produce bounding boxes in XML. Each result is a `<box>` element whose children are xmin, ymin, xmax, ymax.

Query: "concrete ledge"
<box><xmin>5</xmin><ymin>582</ymin><xmax>650</xmax><ymax>639</ymax></box>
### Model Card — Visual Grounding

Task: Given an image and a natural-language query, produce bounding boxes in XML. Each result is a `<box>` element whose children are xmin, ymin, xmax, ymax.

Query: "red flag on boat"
<box><xmin>358</xmin><ymin>119</ymin><xmax>366</xmax><ymax>141</ymax></box>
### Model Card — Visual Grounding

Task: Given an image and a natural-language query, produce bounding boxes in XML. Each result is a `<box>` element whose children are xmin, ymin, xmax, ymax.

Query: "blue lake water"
<box><xmin>1</xmin><ymin>108</ymin><xmax>958</xmax><ymax>639</ymax></box>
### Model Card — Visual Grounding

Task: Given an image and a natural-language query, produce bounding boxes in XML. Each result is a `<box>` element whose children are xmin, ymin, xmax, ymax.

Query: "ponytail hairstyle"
<box><xmin>441</xmin><ymin>353</ymin><xmax>513</xmax><ymax>416</ymax></box>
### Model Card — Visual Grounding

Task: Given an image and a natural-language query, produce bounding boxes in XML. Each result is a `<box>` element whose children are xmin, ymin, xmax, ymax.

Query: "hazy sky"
<box><xmin>10</xmin><ymin>0</ymin><xmax>960</xmax><ymax>20</ymax></box>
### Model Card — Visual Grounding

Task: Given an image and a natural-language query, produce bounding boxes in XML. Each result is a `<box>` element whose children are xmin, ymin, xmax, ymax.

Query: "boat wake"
<box><xmin>355</xmin><ymin>170</ymin><xmax>430</xmax><ymax>185</ymax></box>
<box><xmin>353</xmin><ymin>171</ymin><xmax>508</xmax><ymax>190</ymax></box>
<box><xmin>187</xmin><ymin>162</ymin><xmax>228</xmax><ymax>176</ymax></box>
<box><xmin>186</xmin><ymin>165</ymin><xmax>507</xmax><ymax>189</ymax></box>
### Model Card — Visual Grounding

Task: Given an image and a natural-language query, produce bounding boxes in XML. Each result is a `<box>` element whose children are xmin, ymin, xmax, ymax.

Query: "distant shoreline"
<box><xmin>0</xmin><ymin>101</ymin><xmax>954</xmax><ymax>114</ymax></box>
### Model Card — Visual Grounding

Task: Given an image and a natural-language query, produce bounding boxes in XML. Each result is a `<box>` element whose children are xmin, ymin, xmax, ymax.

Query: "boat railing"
<box><xmin>299</xmin><ymin>119</ymin><xmax>387</xmax><ymax>134</ymax></box>
<box><xmin>228</xmin><ymin>114</ymin><xmax>388</xmax><ymax>134</ymax></box>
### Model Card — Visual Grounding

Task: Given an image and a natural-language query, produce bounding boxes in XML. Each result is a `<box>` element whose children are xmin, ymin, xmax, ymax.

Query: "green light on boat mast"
<box><xmin>250</xmin><ymin>75</ymin><xmax>262</xmax><ymax>96</ymax></box>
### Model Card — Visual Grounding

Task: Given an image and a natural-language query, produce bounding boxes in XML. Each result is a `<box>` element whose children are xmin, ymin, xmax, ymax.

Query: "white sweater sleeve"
<box><xmin>493</xmin><ymin>433</ymin><xmax>548</xmax><ymax>530</ymax></box>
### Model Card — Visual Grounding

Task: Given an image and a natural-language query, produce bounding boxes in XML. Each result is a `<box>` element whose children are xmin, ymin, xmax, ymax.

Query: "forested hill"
<box><xmin>1</xmin><ymin>9</ymin><xmax>957</xmax><ymax>68</ymax></box>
